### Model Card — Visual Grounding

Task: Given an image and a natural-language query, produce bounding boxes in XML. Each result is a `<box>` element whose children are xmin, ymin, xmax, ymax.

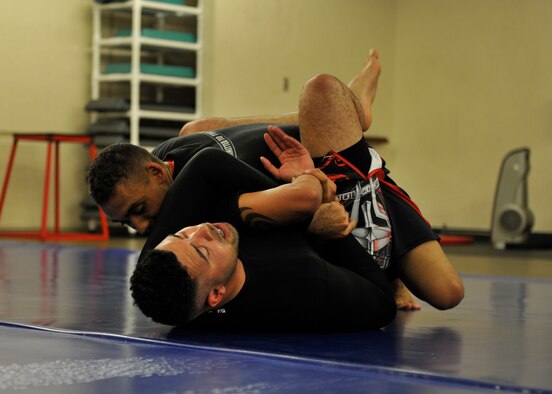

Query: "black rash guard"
<box><xmin>141</xmin><ymin>149</ymin><xmax>396</xmax><ymax>331</ymax></box>
<box><xmin>152</xmin><ymin>123</ymin><xmax>300</xmax><ymax>176</ymax></box>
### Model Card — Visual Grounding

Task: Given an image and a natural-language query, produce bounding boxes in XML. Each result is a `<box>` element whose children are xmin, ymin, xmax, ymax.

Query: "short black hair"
<box><xmin>87</xmin><ymin>143</ymin><xmax>161</xmax><ymax>205</ymax></box>
<box><xmin>130</xmin><ymin>249</ymin><xmax>197</xmax><ymax>326</ymax></box>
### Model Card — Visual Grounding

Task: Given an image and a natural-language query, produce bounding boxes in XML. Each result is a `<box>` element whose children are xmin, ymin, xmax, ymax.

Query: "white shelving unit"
<box><xmin>90</xmin><ymin>0</ymin><xmax>203</xmax><ymax>146</ymax></box>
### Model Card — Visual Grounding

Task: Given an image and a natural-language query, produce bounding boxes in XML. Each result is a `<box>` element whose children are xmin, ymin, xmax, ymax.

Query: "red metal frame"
<box><xmin>0</xmin><ymin>133</ymin><xmax>109</xmax><ymax>241</ymax></box>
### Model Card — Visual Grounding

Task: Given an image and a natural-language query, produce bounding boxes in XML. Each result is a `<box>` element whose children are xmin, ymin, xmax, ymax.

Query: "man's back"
<box><xmin>152</xmin><ymin>123</ymin><xmax>301</xmax><ymax>176</ymax></box>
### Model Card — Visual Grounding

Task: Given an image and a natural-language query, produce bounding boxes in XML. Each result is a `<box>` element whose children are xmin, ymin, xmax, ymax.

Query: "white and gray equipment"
<box><xmin>490</xmin><ymin>148</ymin><xmax>534</xmax><ymax>249</ymax></box>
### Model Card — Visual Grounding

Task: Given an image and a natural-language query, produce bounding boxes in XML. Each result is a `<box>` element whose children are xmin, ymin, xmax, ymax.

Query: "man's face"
<box><xmin>101</xmin><ymin>177</ymin><xmax>169</xmax><ymax>234</ymax></box>
<box><xmin>156</xmin><ymin>222</ymin><xmax>239</xmax><ymax>288</ymax></box>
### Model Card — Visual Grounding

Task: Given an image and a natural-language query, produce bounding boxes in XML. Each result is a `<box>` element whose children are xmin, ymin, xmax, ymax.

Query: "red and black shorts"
<box><xmin>314</xmin><ymin>138</ymin><xmax>439</xmax><ymax>273</ymax></box>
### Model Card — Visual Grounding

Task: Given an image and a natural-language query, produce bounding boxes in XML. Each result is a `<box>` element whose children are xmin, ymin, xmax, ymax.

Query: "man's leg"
<box><xmin>298</xmin><ymin>49</ymin><xmax>380</xmax><ymax>156</ymax></box>
<box><xmin>180</xmin><ymin>113</ymin><xmax>299</xmax><ymax>136</ymax></box>
<box><xmin>297</xmin><ymin>51</ymin><xmax>463</xmax><ymax>311</ymax></box>
<box><xmin>397</xmin><ymin>241</ymin><xmax>464</xmax><ymax>310</ymax></box>
<box><xmin>180</xmin><ymin>49</ymin><xmax>380</xmax><ymax>139</ymax></box>
<box><xmin>296</xmin><ymin>50</ymin><xmax>419</xmax><ymax>310</ymax></box>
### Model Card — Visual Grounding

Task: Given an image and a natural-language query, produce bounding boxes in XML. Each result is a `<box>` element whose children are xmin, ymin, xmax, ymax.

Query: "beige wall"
<box><xmin>0</xmin><ymin>1</ymin><xmax>92</xmax><ymax>230</ymax></box>
<box><xmin>0</xmin><ymin>0</ymin><xmax>550</xmax><ymax>233</ymax></box>
<box><xmin>389</xmin><ymin>0</ymin><xmax>552</xmax><ymax>232</ymax></box>
<box><xmin>204</xmin><ymin>0</ymin><xmax>397</xmax><ymax>125</ymax></box>
<box><xmin>205</xmin><ymin>0</ymin><xmax>552</xmax><ymax>233</ymax></box>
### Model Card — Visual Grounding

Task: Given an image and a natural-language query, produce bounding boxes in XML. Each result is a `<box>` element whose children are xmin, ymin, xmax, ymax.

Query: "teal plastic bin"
<box><xmin>150</xmin><ymin>0</ymin><xmax>186</xmax><ymax>5</ymax></box>
<box><xmin>116</xmin><ymin>28</ymin><xmax>196</xmax><ymax>43</ymax></box>
<box><xmin>104</xmin><ymin>63</ymin><xmax>195</xmax><ymax>78</ymax></box>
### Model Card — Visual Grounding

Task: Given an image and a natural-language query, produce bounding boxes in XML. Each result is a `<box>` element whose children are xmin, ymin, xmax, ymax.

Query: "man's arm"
<box><xmin>238</xmin><ymin>170</ymin><xmax>325</xmax><ymax>229</ymax></box>
<box><xmin>142</xmin><ymin>149</ymin><xmax>327</xmax><ymax>255</ymax></box>
<box><xmin>180</xmin><ymin>113</ymin><xmax>299</xmax><ymax>136</ymax></box>
<box><xmin>260</xmin><ymin>125</ymin><xmax>357</xmax><ymax>239</ymax></box>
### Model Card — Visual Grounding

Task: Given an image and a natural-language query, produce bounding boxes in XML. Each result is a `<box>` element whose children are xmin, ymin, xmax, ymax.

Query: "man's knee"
<box><xmin>303</xmin><ymin>73</ymin><xmax>343</xmax><ymax>98</ymax></box>
<box><xmin>408</xmin><ymin>274</ymin><xmax>464</xmax><ymax>311</ymax></box>
<box><xmin>433</xmin><ymin>278</ymin><xmax>464</xmax><ymax>310</ymax></box>
<box><xmin>399</xmin><ymin>240</ymin><xmax>465</xmax><ymax>310</ymax></box>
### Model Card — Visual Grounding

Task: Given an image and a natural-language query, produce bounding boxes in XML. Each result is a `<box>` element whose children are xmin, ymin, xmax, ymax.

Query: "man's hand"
<box><xmin>294</xmin><ymin>169</ymin><xmax>336</xmax><ymax>203</ymax></box>
<box><xmin>260</xmin><ymin>125</ymin><xmax>314</xmax><ymax>182</ymax></box>
<box><xmin>307</xmin><ymin>201</ymin><xmax>357</xmax><ymax>240</ymax></box>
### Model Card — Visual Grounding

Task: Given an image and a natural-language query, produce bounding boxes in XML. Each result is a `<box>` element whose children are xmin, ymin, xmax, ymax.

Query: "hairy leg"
<box><xmin>296</xmin><ymin>51</ymin><xmax>427</xmax><ymax>308</ymax></box>
<box><xmin>347</xmin><ymin>49</ymin><xmax>381</xmax><ymax>132</ymax></box>
<box><xmin>298</xmin><ymin>74</ymin><xmax>364</xmax><ymax>157</ymax></box>
<box><xmin>179</xmin><ymin>113</ymin><xmax>299</xmax><ymax>136</ymax></box>
<box><xmin>298</xmin><ymin>50</ymin><xmax>381</xmax><ymax>156</ymax></box>
<box><xmin>397</xmin><ymin>240</ymin><xmax>464</xmax><ymax>310</ymax></box>
<box><xmin>179</xmin><ymin>50</ymin><xmax>380</xmax><ymax>139</ymax></box>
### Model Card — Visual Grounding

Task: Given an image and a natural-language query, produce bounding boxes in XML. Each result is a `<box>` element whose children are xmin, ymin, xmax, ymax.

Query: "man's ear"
<box><xmin>206</xmin><ymin>285</ymin><xmax>226</xmax><ymax>309</ymax></box>
<box><xmin>145</xmin><ymin>162</ymin><xmax>166</xmax><ymax>182</ymax></box>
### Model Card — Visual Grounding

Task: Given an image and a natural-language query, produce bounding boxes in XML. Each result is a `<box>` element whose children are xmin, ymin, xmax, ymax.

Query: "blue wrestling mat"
<box><xmin>0</xmin><ymin>240</ymin><xmax>551</xmax><ymax>393</ymax></box>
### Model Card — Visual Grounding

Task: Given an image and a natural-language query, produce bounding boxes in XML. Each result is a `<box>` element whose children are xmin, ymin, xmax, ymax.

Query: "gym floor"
<box><xmin>0</xmin><ymin>236</ymin><xmax>551</xmax><ymax>393</ymax></box>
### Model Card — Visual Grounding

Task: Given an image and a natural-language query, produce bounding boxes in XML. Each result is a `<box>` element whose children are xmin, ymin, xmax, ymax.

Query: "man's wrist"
<box><xmin>292</xmin><ymin>170</ymin><xmax>318</xmax><ymax>182</ymax></box>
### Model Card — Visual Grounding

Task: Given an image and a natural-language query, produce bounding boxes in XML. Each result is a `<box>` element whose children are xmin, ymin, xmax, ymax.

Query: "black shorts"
<box><xmin>314</xmin><ymin>138</ymin><xmax>439</xmax><ymax>272</ymax></box>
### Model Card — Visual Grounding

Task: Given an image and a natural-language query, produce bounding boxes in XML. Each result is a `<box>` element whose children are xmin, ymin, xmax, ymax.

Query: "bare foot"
<box><xmin>393</xmin><ymin>278</ymin><xmax>422</xmax><ymax>311</ymax></box>
<box><xmin>347</xmin><ymin>49</ymin><xmax>381</xmax><ymax>131</ymax></box>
